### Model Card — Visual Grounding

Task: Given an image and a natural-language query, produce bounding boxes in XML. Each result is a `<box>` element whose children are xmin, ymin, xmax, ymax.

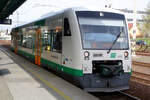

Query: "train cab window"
<box><xmin>64</xmin><ymin>18</ymin><xmax>71</xmax><ymax>36</ymax></box>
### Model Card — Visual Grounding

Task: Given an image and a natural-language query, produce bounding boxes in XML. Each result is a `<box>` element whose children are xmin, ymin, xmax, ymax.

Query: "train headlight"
<box><xmin>124</xmin><ymin>51</ymin><xmax>129</xmax><ymax>58</ymax></box>
<box><xmin>84</xmin><ymin>51</ymin><xmax>90</xmax><ymax>58</ymax></box>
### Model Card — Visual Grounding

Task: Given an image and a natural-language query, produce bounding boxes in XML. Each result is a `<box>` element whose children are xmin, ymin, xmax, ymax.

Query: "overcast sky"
<box><xmin>0</xmin><ymin>0</ymin><xmax>150</xmax><ymax>30</ymax></box>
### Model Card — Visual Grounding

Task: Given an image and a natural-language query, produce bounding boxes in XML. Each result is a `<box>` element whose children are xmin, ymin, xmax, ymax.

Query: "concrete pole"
<box><xmin>17</xmin><ymin>11</ymin><xmax>19</xmax><ymax>26</ymax></box>
<box><xmin>105</xmin><ymin>0</ymin><xmax>112</xmax><ymax>8</ymax></box>
<box><xmin>132</xmin><ymin>0</ymin><xmax>137</xmax><ymax>56</ymax></box>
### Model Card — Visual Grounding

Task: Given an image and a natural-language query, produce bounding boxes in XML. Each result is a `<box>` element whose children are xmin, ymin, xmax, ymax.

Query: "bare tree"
<box><xmin>139</xmin><ymin>2</ymin><xmax>150</xmax><ymax>38</ymax></box>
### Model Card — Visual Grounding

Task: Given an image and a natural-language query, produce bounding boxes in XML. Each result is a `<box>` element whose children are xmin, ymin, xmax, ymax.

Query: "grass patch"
<box><xmin>136</xmin><ymin>38</ymin><xmax>150</xmax><ymax>45</ymax></box>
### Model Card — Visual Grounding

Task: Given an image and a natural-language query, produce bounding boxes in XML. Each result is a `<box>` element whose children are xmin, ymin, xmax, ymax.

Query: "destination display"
<box><xmin>0</xmin><ymin>19</ymin><xmax>12</xmax><ymax>25</ymax></box>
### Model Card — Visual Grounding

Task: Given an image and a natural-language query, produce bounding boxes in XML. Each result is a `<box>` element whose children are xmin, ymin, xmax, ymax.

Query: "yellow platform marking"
<box><xmin>23</xmin><ymin>66</ymin><xmax>72</xmax><ymax>100</ymax></box>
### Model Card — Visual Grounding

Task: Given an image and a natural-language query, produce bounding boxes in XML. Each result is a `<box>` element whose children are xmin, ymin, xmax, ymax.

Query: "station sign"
<box><xmin>0</xmin><ymin>19</ymin><xmax>12</xmax><ymax>25</ymax></box>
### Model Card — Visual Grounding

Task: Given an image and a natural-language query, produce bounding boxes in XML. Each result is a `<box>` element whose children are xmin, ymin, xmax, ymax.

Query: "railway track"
<box><xmin>132</xmin><ymin>61</ymin><xmax>150</xmax><ymax>68</ymax></box>
<box><xmin>131</xmin><ymin>71</ymin><xmax>150</xmax><ymax>86</ymax></box>
<box><xmin>91</xmin><ymin>91</ymin><xmax>140</xmax><ymax>100</ymax></box>
<box><xmin>135</xmin><ymin>51</ymin><xmax>150</xmax><ymax>56</ymax></box>
<box><xmin>132</xmin><ymin>61</ymin><xmax>150</xmax><ymax>86</ymax></box>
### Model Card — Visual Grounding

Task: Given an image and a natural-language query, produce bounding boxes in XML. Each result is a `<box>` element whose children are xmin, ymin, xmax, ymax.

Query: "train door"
<box><xmin>62</xmin><ymin>17</ymin><xmax>73</xmax><ymax>67</ymax></box>
<box><xmin>35</xmin><ymin>28</ymin><xmax>42</xmax><ymax>66</ymax></box>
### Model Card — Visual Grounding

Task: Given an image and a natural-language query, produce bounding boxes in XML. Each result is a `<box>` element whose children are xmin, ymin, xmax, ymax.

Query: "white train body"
<box><xmin>11</xmin><ymin>7</ymin><xmax>132</xmax><ymax>92</ymax></box>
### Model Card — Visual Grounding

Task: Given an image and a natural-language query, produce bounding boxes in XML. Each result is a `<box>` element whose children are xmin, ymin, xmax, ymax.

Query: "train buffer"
<box><xmin>0</xmin><ymin>46</ymin><xmax>99</xmax><ymax>100</ymax></box>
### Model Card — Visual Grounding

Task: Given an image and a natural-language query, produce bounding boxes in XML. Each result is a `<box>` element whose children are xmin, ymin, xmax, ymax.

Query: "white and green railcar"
<box><xmin>11</xmin><ymin>7</ymin><xmax>132</xmax><ymax>92</ymax></box>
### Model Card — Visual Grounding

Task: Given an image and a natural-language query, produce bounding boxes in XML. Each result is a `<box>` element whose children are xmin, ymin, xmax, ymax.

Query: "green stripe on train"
<box><xmin>16</xmin><ymin>48</ymin><xmax>83</xmax><ymax>76</ymax></box>
<box><xmin>18</xmin><ymin>49</ymin><xmax>35</xmax><ymax>60</ymax></box>
<box><xmin>41</xmin><ymin>58</ymin><xmax>83</xmax><ymax>76</ymax></box>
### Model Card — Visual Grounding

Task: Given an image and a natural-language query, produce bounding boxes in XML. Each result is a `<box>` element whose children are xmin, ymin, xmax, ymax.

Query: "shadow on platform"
<box><xmin>0</xmin><ymin>69</ymin><xmax>11</xmax><ymax>76</ymax></box>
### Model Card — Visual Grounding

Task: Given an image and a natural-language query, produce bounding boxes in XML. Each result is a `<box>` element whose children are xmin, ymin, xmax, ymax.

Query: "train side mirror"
<box><xmin>64</xmin><ymin>18</ymin><xmax>71</xmax><ymax>36</ymax></box>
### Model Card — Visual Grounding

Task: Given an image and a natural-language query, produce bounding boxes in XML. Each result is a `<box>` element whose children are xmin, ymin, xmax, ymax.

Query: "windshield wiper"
<box><xmin>107</xmin><ymin>31</ymin><xmax>122</xmax><ymax>54</ymax></box>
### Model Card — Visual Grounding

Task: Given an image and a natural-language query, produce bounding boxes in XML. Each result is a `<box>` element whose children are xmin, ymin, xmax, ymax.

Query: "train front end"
<box><xmin>76</xmin><ymin>11</ymin><xmax>131</xmax><ymax>92</ymax></box>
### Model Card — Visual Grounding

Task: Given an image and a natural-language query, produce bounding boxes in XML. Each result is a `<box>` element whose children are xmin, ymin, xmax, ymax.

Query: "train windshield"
<box><xmin>76</xmin><ymin>11</ymin><xmax>129</xmax><ymax>50</ymax></box>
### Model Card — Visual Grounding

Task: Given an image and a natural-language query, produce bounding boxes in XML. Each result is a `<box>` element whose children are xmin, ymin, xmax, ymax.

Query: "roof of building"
<box><xmin>0</xmin><ymin>0</ymin><xmax>26</xmax><ymax>19</ymax></box>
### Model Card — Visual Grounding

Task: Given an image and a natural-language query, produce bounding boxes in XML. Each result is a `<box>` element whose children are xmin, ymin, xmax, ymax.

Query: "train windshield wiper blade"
<box><xmin>107</xmin><ymin>31</ymin><xmax>122</xmax><ymax>54</ymax></box>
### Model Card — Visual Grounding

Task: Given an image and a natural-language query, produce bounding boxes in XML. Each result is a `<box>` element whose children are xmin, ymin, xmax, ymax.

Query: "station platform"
<box><xmin>0</xmin><ymin>46</ymin><xmax>99</xmax><ymax>100</ymax></box>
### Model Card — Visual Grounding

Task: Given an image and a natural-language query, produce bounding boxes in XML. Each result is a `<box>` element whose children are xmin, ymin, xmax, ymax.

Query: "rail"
<box><xmin>131</xmin><ymin>71</ymin><xmax>150</xmax><ymax>86</ymax></box>
<box><xmin>91</xmin><ymin>91</ymin><xmax>140</xmax><ymax>100</ymax></box>
<box><xmin>132</xmin><ymin>61</ymin><xmax>150</xmax><ymax>68</ymax></box>
<box><xmin>132</xmin><ymin>61</ymin><xmax>150</xmax><ymax>86</ymax></box>
<box><xmin>135</xmin><ymin>51</ymin><xmax>150</xmax><ymax>56</ymax></box>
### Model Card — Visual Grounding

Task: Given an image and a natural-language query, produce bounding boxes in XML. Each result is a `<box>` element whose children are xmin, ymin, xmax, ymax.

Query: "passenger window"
<box><xmin>18</xmin><ymin>34</ymin><xmax>23</xmax><ymax>46</ymax></box>
<box><xmin>54</xmin><ymin>30</ymin><xmax>62</xmax><ymax>53</ymax></box>
<box><xmin>64</xmin><ymin>18</ymin><xmax>71</xmax><ymax>36</ymax></box>
<box><xmin>43</xmin><ymin>32</ymin><xmax>51</xmax><ymax>51</ymax></box>
<box><xmin>24</xmin><ymin>34</ymin><xmax>33</xmax><ymax>49</ymax></box>
<box><xmin>52</xmin><ymin>27</ymin><xmax>62</xmax><ymax>53</ymax></box>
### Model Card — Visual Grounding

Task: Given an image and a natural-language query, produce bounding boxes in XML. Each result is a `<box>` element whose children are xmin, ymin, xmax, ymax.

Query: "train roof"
<box><xmin>12</xmin><ymin>7</ymin><xmax>125</xmax><ymax>30</ymax></box>
<box><xmin>69</xmin><ymin>7</ymin><xmax>124</xmax><ymax>14</ymax></box>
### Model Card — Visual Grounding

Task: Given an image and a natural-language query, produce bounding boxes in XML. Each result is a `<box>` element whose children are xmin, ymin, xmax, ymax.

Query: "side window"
<box><xmin>25</xmin><ymin>34</ymin><xmax>33</xmax><ymax>49</ymax></box>
<box><xmin>22</xmin><ymin>34</ymin><xmax>27</xmax><ymax>47</ymax></box>
<box><xmin>64</xmin><ymin>18</ymin><xmax>71</xmax><ymax>36</ymax></box>
<box><xmin>43</xmin><ymin>31</ymin><xmax>51</xmax><ymax>51</ymax></box>
<box><xmin>18</xmin><ymin>34</ymin><xmax>23</xmax><ymax>46</ymax></box>
<box><xmin>53</xmin><ymin>28</ymin><xmax>62</xmax><ymax>53</ymax></box>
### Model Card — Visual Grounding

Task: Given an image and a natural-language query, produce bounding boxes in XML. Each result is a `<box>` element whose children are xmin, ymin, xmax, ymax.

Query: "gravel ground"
<box><xmin>124</xmin><ymin>81</ymin><xmax>150</xmax><ymax>100</ymax></box>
